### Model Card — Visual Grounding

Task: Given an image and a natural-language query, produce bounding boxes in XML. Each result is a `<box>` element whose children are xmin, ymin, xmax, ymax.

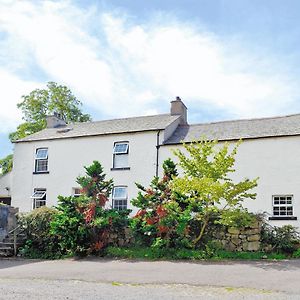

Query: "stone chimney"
<box><xmin>170</xmin><ymin>96</ymin><xmax>188</xmax><ymax>125</ymax></box>
<box><xmin>46</xmin><ymin>112</ymin><xmax>67</xmax><ymax>128</ymax></box>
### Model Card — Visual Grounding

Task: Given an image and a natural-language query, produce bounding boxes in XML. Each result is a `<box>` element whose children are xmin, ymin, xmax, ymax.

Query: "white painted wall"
<box><xmin>159</xmin><ymin>136</ymin><xmax>300</xmax><ymax>229</ymax></box>
<box><xmin>0</xmin><ymin>172</ymin><xmax>12</xmax><ymax>198</ymax></box>
<box><xmin>12</xmin><ymin>131</ymin><xmax>160</xmax><ymax>213</ymax></box>
<box><xmin>12</xmin><ymin>128</ymin><xmax>300</xmax><ymax>229</ymax></box>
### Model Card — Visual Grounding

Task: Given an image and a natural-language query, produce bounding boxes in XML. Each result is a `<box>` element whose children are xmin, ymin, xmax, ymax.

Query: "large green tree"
<box><xmin>0</xmin><ymin>154</ymin><xmax>13</xmax><ymax>175</ymax></box>
<box><xmin>9</xmin><ymin>81</ymin><xmax>91</xmax><ymax>142</ymax></box>
<box><xmin>0</xmin><ymin>82</ymin><xmax>91</xmax><ymax>175</ymax></box>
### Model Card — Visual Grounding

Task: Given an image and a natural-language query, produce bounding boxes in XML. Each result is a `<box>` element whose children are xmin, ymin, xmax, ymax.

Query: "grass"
<box><xmin>105</xmin><ymin>246</ymin><xmax>288</xmax><ymax>261</ymax></box>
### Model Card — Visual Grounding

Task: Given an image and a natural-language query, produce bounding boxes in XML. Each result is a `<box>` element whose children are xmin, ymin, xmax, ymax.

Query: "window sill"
<box><xmin>33</xmin><ymin>171</ymin><xmax>49</xmax><ymax>174</ymax></box>
<box><xmin>110</xmin><ymin>167</ymin><xmax>130</xmax><ymax>171</ymax></box>
<box><xmin>268</xmin><ymin>216</ymin><xmax>297</xmax><ymax>221</ymax></box>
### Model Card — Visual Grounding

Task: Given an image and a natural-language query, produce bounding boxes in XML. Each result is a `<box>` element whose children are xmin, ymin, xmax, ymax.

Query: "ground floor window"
<box><xmin>112</xmin><ymin>186</ymin><xmax>127</xmax><ymax>210</ymax></box>
<box><xmin>272</xmin><ymin>195</ymin><xmax>293</xmax><ymax>216</ymax></box>
<box><xmin>73</xmin><ymin>187</ymin><xmax>82</xmax><ymax>198</ymax></box>
<box><xmin>31</xmin><ymin>188</ymin><xmax>46</xmax><ymax>209</ymax></box>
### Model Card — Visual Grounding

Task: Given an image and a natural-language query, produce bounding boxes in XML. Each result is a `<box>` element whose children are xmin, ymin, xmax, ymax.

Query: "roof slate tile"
<box><xmin>16</xmin><ymin>114</ymin><xmax>180</xmax><ymax>142</ymax></box>
<box><xmin>164</xmin><ymin>113</ymin><xmax>300</xmax><ymax>144</ymax></box>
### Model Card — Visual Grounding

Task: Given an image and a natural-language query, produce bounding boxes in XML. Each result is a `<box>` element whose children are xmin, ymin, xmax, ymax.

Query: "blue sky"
<box><xmin>1</xmin><ymin>0</ymin><xmax>300</xmax><ymax>158</ymax></box>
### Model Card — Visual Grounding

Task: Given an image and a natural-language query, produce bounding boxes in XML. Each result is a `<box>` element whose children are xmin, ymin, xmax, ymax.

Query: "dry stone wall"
<box><xmin>212</xmin><ymin>220</ymin><xmax>262</xmax><ymax>252</ymax></box>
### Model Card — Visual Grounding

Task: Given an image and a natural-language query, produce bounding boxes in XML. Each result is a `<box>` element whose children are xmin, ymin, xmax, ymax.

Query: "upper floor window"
<box><xmin>31</xmin><ymin>188</ymin><xmax>46</xmax><ymax>209</ymax></box>
<box><xmin>112</xmin><ymin>142</ymin><xmax>129</xmax><ymax>169</ymax></box>
<box><xmin>35</xmin><ymin>148</ymin><xmax>48</xmax><ymax>173</ymax></box>
<box><xmin>112</xmin><ymin>186</ymin><xmax>127</xmax><ymax>210</ymax></box>
<box><xmin>273</xmin><ymin>195</ymin><xmax>293</xmax><ymax>217</ymax></box>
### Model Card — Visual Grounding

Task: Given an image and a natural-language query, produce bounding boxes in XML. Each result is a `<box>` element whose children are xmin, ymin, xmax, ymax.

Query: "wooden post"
<box><xmin>13</xmin><ymin>229</ymin><xmax>17</xmax><ymax>256</ymax></box>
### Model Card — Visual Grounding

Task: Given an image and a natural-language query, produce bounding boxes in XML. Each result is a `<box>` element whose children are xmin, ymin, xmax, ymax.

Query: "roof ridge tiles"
<box><xmin>189</xmin><ymin>113</ymin><xmax>300</xmax><ymax>127</ymax></box>
<box><xmin>70</xmin><ymin>113</ymin><xmax>173</xmax><ymax>126</ymax></box>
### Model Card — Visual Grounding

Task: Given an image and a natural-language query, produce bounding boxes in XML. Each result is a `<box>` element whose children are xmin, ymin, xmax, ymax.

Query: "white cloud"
<box><xmin>0</xmin><ymin>0</ymin><xmax>298</xmax><ymax>135</ymax></box>
<box><xmin>0</xmin><ymin>70</ymin><xmax>40</xmax><ymax>133</ymax></box>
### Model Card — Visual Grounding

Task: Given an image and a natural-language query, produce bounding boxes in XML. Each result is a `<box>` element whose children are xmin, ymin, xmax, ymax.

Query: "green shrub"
<box><xmin>105</xmin><ymin>246</ymin><xmax>287</xmax><ymax>260</ymax></box>
<box><xmin>292</xmin><ymin>248</ymin><xmax>300</xmax><ymax>258</ymax></box>
<box><xmin>131</xmin><ymin>159</ymin><xmax>192</xmax><ymax>249</ymax></box>
<box><xmin>50</xmin><ymin>195</ymin><xmax>91</xmax><ymax>256</ymax></box>
<box><xmin>261</xmin><ymin>224</ymin><xmax>300</xmax><ymax>253</ymax></box>
<box><xmin>50</xmin><ymin>161</ymin><xmax>130</xmax><ymax>257</ymax></box>
<box><xmin>18</xmin><ymin>206</ymin><xmax>60</xmax><ymax>258</ymax></box>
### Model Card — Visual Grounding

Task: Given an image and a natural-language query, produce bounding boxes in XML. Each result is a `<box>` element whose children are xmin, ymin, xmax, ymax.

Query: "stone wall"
<box><xmin>0</xmin><ymin>206</ymin><xmax>19</xmax><ymax>242</ymax></box>
<box><xmin>107</xmin><ymin>227</ymin><xmax>134</xmax><ymax>247</ymax></box>
<box><xmin>212</xmin><ymin>220</ymin><xmax>262</xmax><ymax>252</ymax></box>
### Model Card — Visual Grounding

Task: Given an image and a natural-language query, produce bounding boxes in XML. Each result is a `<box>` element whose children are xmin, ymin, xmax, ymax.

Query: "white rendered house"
<box><xmin>9</xmin><ymin>98</ymin><xmax>300</xmax><ymax>228</ymax></box>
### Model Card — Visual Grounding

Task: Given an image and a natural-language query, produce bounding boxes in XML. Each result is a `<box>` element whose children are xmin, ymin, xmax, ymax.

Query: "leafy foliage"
<box><xmin>9</xmin><ymin>81</ymin><xmax>91</xmax><ymax>141</ymax></box>
<box><xmin>172</xmin><ymin>139</ymin><xmax>258</xmax><ymax>245</ymax></box>
<box><xmin>50</xmin><ymin>196</ymin><xmax>91</xmax><ymax>256</ymax></box>
<box><xmin>50</xmin><ymin>161</ymin><xmax>130</xmax><ymax>256</ymax></box>
<box><xmin>77</xmin><ymin>160</ymin><xmax>113</xmax><ymax>200</ymax></box>
<box><xmin>0</xmin><ymin>154</ymin><xmax>13</xmax><ymax>175</ymax></box>
<box><xmin>18</xmin><ymin>207</ymin><xmax>60</xmax><ymax>258</ymax></box>
<box><xmin>261</xmin><ymin>224</ymin><xmax>300</xmax><ymax>253</ymax></box>
<box><xmin>131</xmin><ymin>159</ymin><xmax>192</xmax><ymax>249</ymax></box>
<box><xmin>106</xmin><ymin>246</ymin><xmax>288</xmax><ymax>260</ymax></box>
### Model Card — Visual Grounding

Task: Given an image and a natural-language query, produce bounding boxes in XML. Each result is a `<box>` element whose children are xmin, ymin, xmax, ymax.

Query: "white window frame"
<box><xmin>112</xmin><ymin>142</ymin><xmax>129</xmax><ymax>168</ymax></box>
<box><xmin>73</xmin><ymin>187</ymin><xmax>82</xmax><ymax>198</ymax></box>
<box><xmin>272</xmin><ymin>195</ymin><xmax>293</xmax><ymax>217</ymax></box>
<box><xmin>113</xmin><ymin>142</ymin><xmax>129</xmax><ymax>154</ymax></box>
<box><xmin>31</xmin><ymin>188</ymin><xmax>46</xmax><ymax>209</ymax></box>
<box><xmin>35</xmin><ymin>148</ymin><xmax>48</xmax><ymax>173</ymax></box>
<box><xmin>112</xmin><ymin>186</ymin><xmax>128</xmax><ymax>210</ymax></box>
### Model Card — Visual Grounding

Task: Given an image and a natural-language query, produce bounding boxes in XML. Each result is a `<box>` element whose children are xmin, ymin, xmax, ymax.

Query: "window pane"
<box><xmin>274</xmin><ymin>197</ymin><xmax>279</xmax><ymax>201</ymax></box>
<box><xmin>73</xmin><ymin>188</ymin><xmax>82</xmax><ymax>197</ymax></box>
<box><xmin>35</xmin><ymin>200</ymin><xmax>46</xmax><ymax>208</ymax></box>
<box><xmin>113</xmin><ymin>143</ymin><xmax>128</xmax><ymax>154</ymax></box>
<box><xmin>279</xmin><ymin>207</ymin><xmax>287</xmax><ymax>215</ymax></box>
<box><xmin>31</xmin><ymin>191</ymin><xmax>46</xmax><ymax>199</ymax></box>
<box><xmin>114</xmin><ymin>154</ymin><xmax>128</xmax><ymax>168</ymax></box>
<box><xmin>274</xmin><ymin>200</ymin><xmax>279</xmax><ymax>205</ymax></box>
<box><xmin>113</xmin><ymin>187</ymin><xmax>127</xmax><ymax>199</ymax></box>
<box><xmin>113</xmin><ymin>199</ymin><xmax>127</xmax><ymax>210</ymax></box>
<box><xmin>36</xmin><ymin>160</ymin><xmax>48</xmax><ymax>172</ymax></box>
<box><xmin>36</xmin><ymin>148</ymin><xmax>48</xmax><ymax>159</ymax></box>
<box><xmin>32</xmin><ymin>188</ymin><xmax>46</xmax><ymax>209</ymax></box>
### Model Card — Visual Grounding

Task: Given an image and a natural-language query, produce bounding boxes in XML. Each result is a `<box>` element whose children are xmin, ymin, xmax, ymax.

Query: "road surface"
<box><xmin>0</xmin><ymin>258</ymin><xmax>299</xmax><ymax>299</ymax></box>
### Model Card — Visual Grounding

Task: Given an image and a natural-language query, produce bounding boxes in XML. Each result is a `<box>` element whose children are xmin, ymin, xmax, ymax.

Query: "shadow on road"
<box><xmin>72</xmin><ymin>256</ymin><xmax>300</xmax><ymax>271</ymax></box>
<box><xmin>1</xmin><ymin>256</ymin><xmax>300</xmax><ymax>272</ymax></box>
<box><xmin>0</xmin><ymin>258</ymin><xmax>42</xmax><ymax>270</ymax></box>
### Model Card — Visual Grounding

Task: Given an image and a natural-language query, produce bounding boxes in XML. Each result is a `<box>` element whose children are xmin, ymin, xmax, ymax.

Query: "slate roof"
<box><xmin>164</xmin><ymin>113</ymin><xmax>300</xmax><ymax>144</ymax></box>
<box><xmin>16</xmin><ymin>114</ymin><xmax>180</xmax><ymax>142</ymax></box>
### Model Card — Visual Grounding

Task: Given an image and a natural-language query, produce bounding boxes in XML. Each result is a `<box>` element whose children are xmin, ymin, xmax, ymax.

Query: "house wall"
<box><xmin>0</xmin><ymin>172</ymin><xmax>12</xmax><ymax>198</ymax></box>
<box><xmin>12</xmin><ymin>129</ymin><xmax>300</xmax><ymax>229</ymax></box>
<box><xmin>12</xmin><ymin>131</ymin><xmax>160</xmax><ymax>212</ymax></box>
<box><xmin>159</xmin><ymin>136</ymin><xmax>300</xmax><ymax>229</ymax></box>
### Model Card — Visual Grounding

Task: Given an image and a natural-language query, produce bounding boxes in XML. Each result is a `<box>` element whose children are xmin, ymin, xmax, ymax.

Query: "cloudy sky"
<box><xmin>1</xmin><ymin>0</ymin><xmax>300</xmax><ymax>157</ymax></box>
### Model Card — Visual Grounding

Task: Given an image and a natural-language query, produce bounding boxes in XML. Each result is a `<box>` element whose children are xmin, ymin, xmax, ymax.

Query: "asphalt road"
<box><xmin>0</xmin><ymin>258</ymin><xmax>300</xmax><ymax>299</ymax></box>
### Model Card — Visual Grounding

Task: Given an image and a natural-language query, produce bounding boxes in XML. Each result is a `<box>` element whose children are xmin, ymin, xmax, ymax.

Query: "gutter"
<box><xmin>155</xmin><ymin>130</ymin><xmax>161</xmax><ymax>177</ymax></box>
